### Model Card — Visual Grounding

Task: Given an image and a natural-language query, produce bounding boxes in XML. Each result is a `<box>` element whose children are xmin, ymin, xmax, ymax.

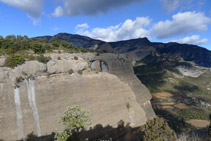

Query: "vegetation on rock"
<box><xmin>5</xmin><ymin>54</ymin><xmax>25</xmax><ymax>68</ymax></box>
<box><xmin>55</xmin><ymin>106</ymin><xmax>91</xmax><ymax>141</ymax></box>
<box><xmin>36</xmin><ymin>54</ymin><xmax>51</xmax><ymax>64</ymax></box>
<box><xmin>77</xmin><ymin>70</ymin><xmax>83</xmax><ymax>75</ymax></box>
<box><xmin>0</xmin><ymin>35</ymin><xmax>97</xmax><ymax>68</ymax></box>
<box><xmin>140</xmin><ymin>117</ymin><xmax>176</xmax><ymax>141</ymax></box>
<box><xmin>68</xmin><ymin>69</ymin><xmax>74</xmax><ymax>75</ymax></box>
<box><xmin>74</xmin><ymin>56</ymin><xmax>78</xmax><ymax>60</ymax></box>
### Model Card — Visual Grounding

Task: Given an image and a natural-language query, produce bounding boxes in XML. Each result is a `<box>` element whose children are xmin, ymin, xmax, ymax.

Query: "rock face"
<box><xmin>0</xmin><ymin>53</ymin><xmax>155</xmax><ymax>140</ymax></box>
<box><xmin>176</xmin><ymin>66</ymin><xmax>202</xmax><ymax>77</ymax></box>
<box><xmin>47</xmin><ymin>59</ymin><xmax>88</xmax><ymax>74</ymax></box>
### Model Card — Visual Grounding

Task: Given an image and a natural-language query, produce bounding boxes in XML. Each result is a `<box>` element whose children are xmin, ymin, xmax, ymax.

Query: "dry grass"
<box><xmin>174</xmin><ymin>103</ymin><xmax>189</xmax><ymax>109</ymax></box>
<box><xmin>152</xmin><ymin>92</ymin><xmax>173</xmax><ymax>99</ymax></box>
<box><xmin>186</xmin><ymin>120</ymin><xmax>210</xmax><ymax>128</ymax></box>
<box><xmin>153</xmin><ymin>102</ymin><xmax>175</xmax><ymax>106</ymax></box>
<box><xmin>161</xmin><ymin>106</ymin><xmax>174</xmax><ymax>109</ymax></box>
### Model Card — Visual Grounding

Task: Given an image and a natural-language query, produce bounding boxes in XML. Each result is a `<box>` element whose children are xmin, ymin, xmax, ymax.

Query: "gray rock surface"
<box><xmin>0</xmin><ymin>53</ymin><xmax>155</xmax><ymax>140</ymax></box>
<box><xmin>9</xmin><ymin>61</ymin><xmax>47</xmax><ymax>81</ymax></box>
<box><xmin>176</xmin><ymin>66</ymin><xmax>202</xmax><ymax>77</ymax></box>
<box><xmin>0</xmin><ymin>58</ymin><xmax>5</xmax><ymax>66</ymax></box>
<box><xmin>0</xmin><ymin>68</ymin><xmax>9</xmax><ymax>83</ymax></box>
<box><xmin>47</xmin><ymin>58</ymin><xmax>88</xmax><ymax>74</ymax></box>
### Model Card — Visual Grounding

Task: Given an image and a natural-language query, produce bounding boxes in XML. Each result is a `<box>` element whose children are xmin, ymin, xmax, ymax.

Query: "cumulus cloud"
<box><xmin>76</xmin><ymin>17</ymin><xmax>151</xmax><ymax>42</ymax></box>
<box><xmin>171</xmin><ymin>35</ymin><xmax>208</xmax><ymax>45</ymax></box>
<box><xmin>75</xmin><ymin>11</ymin><xmax>211</xmax><ymax>42</ymax></box>
<box><xmin>150</xmin><ymin>11</ymin><xmax>211</xmax><ymax>39</ymax></box>
<box><xmin>52</xmin><ymin>0</ymin><xmax>146</xmax><ymax>17</ymax></box>
<box><xmin>0</xmin><ymin>0</ymin><xmax>43</xmax><ymax>18</ymax></box>
<box><xmin>52</xmin><ymin>6</ymin><xmax>63</xmax><ymax>17</ymax></box>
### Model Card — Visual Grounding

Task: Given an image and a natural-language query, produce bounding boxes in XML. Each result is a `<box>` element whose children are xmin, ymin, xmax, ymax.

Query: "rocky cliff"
<box><xmin>0</xmin><ymin>53</ymin><xmax>155</xmax><ymax>140</ymax></box>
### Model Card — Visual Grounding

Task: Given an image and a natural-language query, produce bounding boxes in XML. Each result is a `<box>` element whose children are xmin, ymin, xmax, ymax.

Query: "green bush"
<box><xmin>126</xmin><ymin>103</ymin><xmax>131</xmax><ymax>110</ymax></box>
<box><xmin>15</xmin><ymin>76</ymin><xmax>24</xmax><ymax>84</ymax></box>
<box><xmin>80</xmin><ymin>48</ymin><xmax>88</xmax><ymax>53</ymax></box>
<box><xmin>140</xmin><ymin>117</ymin><xmax>176</xmax><ymax>141</ymax></box>
<box><xmin>54</xmin><ymin>106</ymin><xmax>91</xmax><ymax>141</ymax></box>
<box><xmin>68</xmin><ymin>69</ymin><xmax>74</xmax><ymax>75</ymax></box>
<box><xmin>74</xmin><ymin>56</ymin><xmax>78</xmax><ymax>60</ymax></box>
<box><xmin>5</xmin><ymin>54</ymin><xmax>25</xmax><ymax>68</ymax></box>
<box><xmin>36</xmin><ymin>54</ymin><xmax>51</xmax><ymax>64</ymax></box>
<box><xmin>77</xmin><ymin>70</ymin><xmax>83</xmax><ymax>75</ymax></box>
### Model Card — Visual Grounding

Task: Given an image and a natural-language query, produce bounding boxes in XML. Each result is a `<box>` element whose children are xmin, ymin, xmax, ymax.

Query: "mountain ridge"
<box><xmin>37</xmin><ymin>33</ymin><xmax>211</xmax><ymax>67</ymax></box>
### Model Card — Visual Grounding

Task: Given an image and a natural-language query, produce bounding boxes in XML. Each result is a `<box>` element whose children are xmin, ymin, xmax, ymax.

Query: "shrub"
<box><xmin>36</xmin><ymin>54</ymin><xmax>51</xmax><ymax>64</ymax></box>
<box><xmin>57</xmin><ymin>56</ymin><xmax>61</xmax><ymax>60</ymax></box>
<box><xmin>16</xmin><ymin>76</ymin><xmax>24</xmax><ymax>84</ymax></box>
<box><xmin>140</xmin><ymin>117</ymin><xmax>176</xmax><ymax>141</ymax></box>
<box><xmin>80</xmin><ymin>48</ymin><xmax>88</xmax><ymax>53</ymax></box>
<box><xmin>5</xmin><ymin>54</ymin><xmax>25</xmax><ymax>68</ymax></box>
<box><xmin>68</xmin><ymin>69</ymin><xmax>74</xmax><ymax>75</ymax></box>
<box><xmin>77</xmin><ymin>70</ymin><xmax>83</xmax><ymax>75</ymax></box>
<box><xmin>126</xmin><ymin>103</ymin><xmax>131</xmax><ymax>110</ymax></box>
<box><xmin>27</xmin><ymin>55</ymin><xmax>36</xmax><ymax>61</ymax></box>
<box><xmin>26</xmin><ymin>74</ymin><xmax>35</xmax><ymax>80</ymax></box>
<box><xmin>74</xmin><ymin>56</ymin><xmax>78</xmax><ymax>60</ymax></box>
<box><xmin>54</xmin><ymin>106</ymin><xmax>91</xmax><ymax>141</ymax></box>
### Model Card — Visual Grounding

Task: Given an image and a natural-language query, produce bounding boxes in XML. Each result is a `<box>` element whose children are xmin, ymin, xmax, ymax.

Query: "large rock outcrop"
<box><xmin>0</xmin><ymin>53</ymin><xmax>155</xmax><ymax>140</ymax></box>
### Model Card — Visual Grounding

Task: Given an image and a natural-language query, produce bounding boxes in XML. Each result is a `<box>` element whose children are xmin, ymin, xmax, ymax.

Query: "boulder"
<box><xmin>47</xmin><ymin>59</ymin><xmax>88</xmax><ymax>74</ymax></box>
<box><xmin>10</xmin><ymin>61</ymin><xmax>47</xmax><ymax>80</ymax></box>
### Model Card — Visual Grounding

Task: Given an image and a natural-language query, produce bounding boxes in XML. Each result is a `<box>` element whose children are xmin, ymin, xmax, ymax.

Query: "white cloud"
<box><xmin>76</xmin><ymin>17</ymin><xmax>151</xmax><ymax>42</ymax></box>
<box><xmin>160</xmin><ymin>0</ymin><xmax>180</xmax><ymax>12</ymax></box>
<box><xmin>0</xmin><ymin>0</ymin><xmax>43</xmax><ymax>25</ymax></box>
<box><xmin>52</xmin><ymin>6</ymin><xmax>63</xmax><ymax>17</ymax></box>
<box><xmin>171</xmin><ymin>35</ymin><xmax>208</xmax><ymax>45</ymax></box>
<box><xmin>27</xmin><ymin>15</ymin><xmax>40</xmax><ymax>26</ymax></box>
<box><xmin>160</xmin><ymin>0</ymin><xmax>193</xmax><ymax>12</ymax></box>
<box><xmin>150</xmin><ymin>11</ymin><xmax>211</xmax><ymax>39</ymax></box>
<box><xmin>76</xmin><ymin>23</ymin><xmax>89</xmax><ymax>29</ymax></box>
<box><xmin>0</xmin><ymin>0</ymin><xmax>43</xmax><ymax>18</ymax></box>
<box><xmin>52</xmin><ymin>0</ymin><xmax>146</xmax><ymax>17</ymax></box>
<box><xmin>75</xmin><ymin>11</ymin><xmax>211</xmax><ymax>43</ymax></box>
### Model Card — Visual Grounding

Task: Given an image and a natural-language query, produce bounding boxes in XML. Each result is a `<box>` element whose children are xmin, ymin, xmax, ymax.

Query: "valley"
<box><xmin>134</xmin><ymin>53</ymin><xmax>211</xmax><ymax>134</ymax></box>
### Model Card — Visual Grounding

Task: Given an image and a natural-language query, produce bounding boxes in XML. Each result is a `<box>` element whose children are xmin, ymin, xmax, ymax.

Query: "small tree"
<box><xmin>55</xmin><ymin>106</ymin><xmax>91</xmax><ymax>141</ymax></box>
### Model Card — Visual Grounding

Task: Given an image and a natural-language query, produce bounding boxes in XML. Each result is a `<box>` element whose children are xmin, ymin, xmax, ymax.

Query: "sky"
<box><xmin>0</xmin><ymin>0</ymin><xmax>211</xmax><ymax>50</ymax></box>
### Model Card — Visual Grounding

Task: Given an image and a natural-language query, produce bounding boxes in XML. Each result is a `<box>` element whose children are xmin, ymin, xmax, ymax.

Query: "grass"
<box><xmin>176</xmin><ymin>108</ymin><xmax>209</xmax><ymax>120</ymax></box>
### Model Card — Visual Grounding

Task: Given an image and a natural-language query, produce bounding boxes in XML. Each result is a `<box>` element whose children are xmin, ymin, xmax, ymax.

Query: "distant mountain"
<box><xmin>37</xmin><ymin>33</ymin><xmax>211</xmax><ymax>67</ymax></box>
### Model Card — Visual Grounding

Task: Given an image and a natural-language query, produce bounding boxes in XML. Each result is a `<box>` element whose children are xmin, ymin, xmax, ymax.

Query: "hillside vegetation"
<box><xmin>134</xmin><ymin>53</ymin><xmax>211</xmax><ymax>134</ymax></box>
<box><xmin>0</xmin><ymin>35</ymin><xmax>90</xmax><ymax>55</ymax></box>
<box><xmin>0</xmin><ymin>35</ymin><xmax>105</xmax><ymax>68</ymax></box>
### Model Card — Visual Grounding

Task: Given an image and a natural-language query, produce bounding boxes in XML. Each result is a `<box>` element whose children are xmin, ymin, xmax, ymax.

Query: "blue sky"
<box><xmin>0</xmin><ymin>0</ymin><xmax>211</xmax><ymax>50</ymax></box>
